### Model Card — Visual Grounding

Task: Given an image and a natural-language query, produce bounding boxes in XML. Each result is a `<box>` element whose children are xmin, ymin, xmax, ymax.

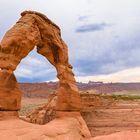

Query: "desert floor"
<box><xmin>19</xmin><ymin>93</ymin><xmax>140</xmax><ymax>138</ymax></box>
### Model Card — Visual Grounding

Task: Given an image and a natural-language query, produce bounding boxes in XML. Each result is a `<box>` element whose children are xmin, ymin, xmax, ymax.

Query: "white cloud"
<box><xmin>76</xmin><ymin>67</ymin><xmax>140</xmax><ymax>83</ymax></box>
<box><xmin>1</xmin><ymin>0</ymin><xmax>140</xmax><ymax>82</ymax></box>
<box><xmin>14</xmin><ymin>49</ymin><xmax>57</xmax><ymax>81</ymax></box>
<box><xmin>15</xmin><ymin>68</ymin><xmax>32</xmax><ymax>78</ymax></box>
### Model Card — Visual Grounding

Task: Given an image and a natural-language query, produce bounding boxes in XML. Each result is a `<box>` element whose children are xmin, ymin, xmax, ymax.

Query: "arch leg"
<box><xmin>56</xmin><ymin>64</ymin><xmax>81</xmax><ymax>111</ymax></box>
<box><xmin>0</xmin><ymin>70</ymin><xmax>22</xmax><ymax>111</ymax></box>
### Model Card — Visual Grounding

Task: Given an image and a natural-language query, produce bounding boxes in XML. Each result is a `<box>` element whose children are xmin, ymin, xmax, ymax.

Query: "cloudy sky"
<box><xmin>0</xmin><ymin>0</ymin><xmax>140</xmax><ymax>83</ymax></box>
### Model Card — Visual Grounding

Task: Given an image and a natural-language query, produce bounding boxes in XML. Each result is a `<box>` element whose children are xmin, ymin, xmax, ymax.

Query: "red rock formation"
<box><xmin>0</xmin><ymin>70</ymin><xmax>22</xmax><ymax>111</ymax></box>
<box><xmin>0</xmin><ymin>114</ymin><xmax>91</xmax><ymax>140</ymax></box>
<box><xmin>0</xmin><ymin>11</ymin><xmax>81</xmax><ymax>116</ymax></box>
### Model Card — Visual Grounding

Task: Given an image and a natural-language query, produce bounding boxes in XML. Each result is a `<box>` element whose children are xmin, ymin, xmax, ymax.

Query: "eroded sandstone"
<box><xmin>0</xmin><ymin>114</ymin><xmax>91</xmax><ymax>140</ymax></box>
<box><xmin>0</xmin><ymin>11</ymin><xmax>81</xmax><ymax>114</ymax></box>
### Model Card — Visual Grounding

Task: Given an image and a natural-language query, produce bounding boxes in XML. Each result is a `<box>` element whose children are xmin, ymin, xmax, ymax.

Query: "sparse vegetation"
<box><xmin>19</xmin><ymin>92</ymin><xmax>140</xmax><ymax>116</ymax></box>
<box><xmin>19</xmin><ymin>82</ymin><xmax>140</xmax><ymax>116</ymax></box>
<box><xmin>94</xmin><ymin>93</ymin><xmax>140</xmax><ymax>101</ymax></box>
<box><xmin>19</xmin><ymin>98</ymin><xmax>48</xmax><ymax>116</ymax></box>
<box><xmin>19</xmin><ymin>103</ymin><xmax>47</xmax><ymax>116</ymax></box>
<box><xmin>111</xmin><ymin>94</ymin><xmax>140</xmax><ymax>101</ymax></box>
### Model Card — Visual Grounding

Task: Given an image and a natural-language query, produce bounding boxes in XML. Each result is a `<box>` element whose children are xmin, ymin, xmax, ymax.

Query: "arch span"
<box><xmin>0</xmin><ymin>11</ymin><xmax>81</xmax><ymax>114</ymax></box>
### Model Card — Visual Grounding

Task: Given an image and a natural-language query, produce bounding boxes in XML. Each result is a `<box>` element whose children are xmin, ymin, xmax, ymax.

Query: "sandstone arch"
<box><xmin>0</xmin><ymin>11</ymin><xmax>81</xmax><ymax>116</ymax></box>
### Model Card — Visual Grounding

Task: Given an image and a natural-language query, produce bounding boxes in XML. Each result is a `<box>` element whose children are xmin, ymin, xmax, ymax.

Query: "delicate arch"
<box><xmin>0</xmin><ymin>11</ymin><xmax>81</xmax><ymax>113</ymax></box>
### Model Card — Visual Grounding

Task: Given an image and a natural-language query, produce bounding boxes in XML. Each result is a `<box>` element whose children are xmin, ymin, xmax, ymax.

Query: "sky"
<box><xmin>0</xmin><ymin>0</ymin><xmax>140</xmax><ymax>83</ymax></box>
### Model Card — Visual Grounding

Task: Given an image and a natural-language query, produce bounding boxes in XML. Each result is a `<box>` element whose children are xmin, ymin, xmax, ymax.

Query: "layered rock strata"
<box><xmin>0</xmin><ymin>11</ymin><xmax>81</xmax><ymax>115</ymax></box>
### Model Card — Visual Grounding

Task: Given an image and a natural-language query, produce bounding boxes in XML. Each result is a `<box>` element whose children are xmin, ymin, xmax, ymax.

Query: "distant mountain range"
<box><xmin>19</xmin><ymin>82</ymin><xmax>140</xmax><ymax>98</ymax></box>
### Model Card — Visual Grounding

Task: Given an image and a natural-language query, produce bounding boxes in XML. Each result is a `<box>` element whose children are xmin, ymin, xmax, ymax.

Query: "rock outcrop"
<box><xmin>0</xmin><ymin>113</ymin><xmax>91</xmax><ymax>140</ymax></box>
<box><xmin>0</xmin><ymin>11</ymin><xmax>81</xmax><ymax>115</ymax></box>
<box><xmin>22</xmin><ymin>95</ymin><xmax>57</xmax><ymax>124</ymax></box>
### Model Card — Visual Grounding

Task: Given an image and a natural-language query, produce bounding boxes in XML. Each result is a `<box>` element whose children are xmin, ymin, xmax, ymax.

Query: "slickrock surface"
<box><xmin>90</xmin><ymin>130</ymin><xmax>140</xmax><ymax>140</ymax></box>
<box><xmin>0</xmin><ymin>112</ymin><xmax>91</xmax><ymax>140</ymax></box>
<box><xmin>1</xmin><ymin>117</ymin><xmax>140</xmax><ymax>140</ymax></box>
